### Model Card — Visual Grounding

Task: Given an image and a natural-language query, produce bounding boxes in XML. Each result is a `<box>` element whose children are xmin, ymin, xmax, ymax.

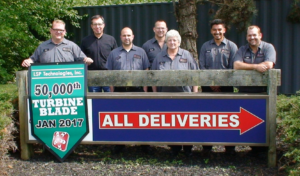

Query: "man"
<box><xmin>106</xmin><ymin>27</ymin><xmax>149</xmax><ymax>154</ymax></box>
<box><xmin>234</xmin><ymin>25</ymin><xmax>276</xmax><ymax>93</ymax></box>
<box><xmin>22</xmin><ymin>20</ymin><xmax>93</xmax><ymax>67</ymax></box>
<box><xmin>142</xmin><ymin>20</ymin><xmax>168</xmax><ymax>69</ymax></box>
<box><xmin>106</xmin><ymin>27</ymin><xmax>149</xmax><ymax>93</ymax></box>
<box><xmin>199</xmin><ymin>19</ymin><xmax>238</xmax><ymax>154</ymax></box>
<box><xmin>142</xmin><ymin>20</ymin><xmax>168</xmax><ymax>92</ymax></box>
<box><xmin>234</xmin><ymin>26</ymin><xmax>276</xmax><ymax>155</ymax></box>
<box><xmin>81</xmin><ymin>15</ymin><xmax>118</xmax><ymax>92</ymax></box>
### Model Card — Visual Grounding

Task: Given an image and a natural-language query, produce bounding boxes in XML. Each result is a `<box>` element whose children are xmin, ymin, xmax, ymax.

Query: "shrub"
<box><xmin>277</xmin><ymin>90</ymin><xmax>300</xmax><ymax>175</ymax></box>
<box><xmin>0</xmin><ymin>84</ymin><xmax>18</xmax><ymax>175</ymax></box>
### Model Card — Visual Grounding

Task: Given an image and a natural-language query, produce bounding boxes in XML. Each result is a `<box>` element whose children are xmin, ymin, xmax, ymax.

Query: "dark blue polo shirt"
<box><xmin>142</xmin><ymin>37</ymin><xmax>167</xmax><ymax>68</ymax></box>
<box><xmin>234</xmin><ymin>41</ymin><xmax>276</xmax><ymax>93</ymax></box>
<box><xmin>106</xmin><ymin>45</ymin><xmax>149</xmax><ymax>70</ymax></box>
<box><xmin>151</xmin><ymin>48</ymin><xmax>198</xmax><ymax>92</ymax></box>
<box><xmin>30</xmin><ymin>38</ymin><xmax>86</xmax><ymax>63</ymax></box>
<box><xmin>199</xmin><ymin>38</ymin><xmax>238</xmax><ymax>69</ymax></box>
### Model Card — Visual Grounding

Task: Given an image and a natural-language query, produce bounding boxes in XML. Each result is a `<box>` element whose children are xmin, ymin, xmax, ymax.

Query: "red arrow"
<box><xmin>99</xmin><ymin>107</ymin><xmax>265</xmax><ymax>135</ymax></box>
<box><xmin>238</xmin><ymin>107</ymin><xmax>264</xmax><ymax>134</ymax></box>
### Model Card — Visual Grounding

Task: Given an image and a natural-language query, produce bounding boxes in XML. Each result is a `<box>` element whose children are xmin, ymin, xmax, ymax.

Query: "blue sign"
<box><xmin>91</xmin><ymin>98</ymin><xmax>267</xmax><ymax>144</ymax></box>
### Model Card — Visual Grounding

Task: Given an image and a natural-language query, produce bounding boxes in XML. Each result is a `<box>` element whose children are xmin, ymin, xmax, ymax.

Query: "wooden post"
<box><xmin>267</xmin><ymin>69</ymin><xmax>280</xmax><ymax>167</ymax></box>
<box><xmin>16</xmin><ymin>71</ymin><xmax>33</xmax><ymax>160</ymax></box>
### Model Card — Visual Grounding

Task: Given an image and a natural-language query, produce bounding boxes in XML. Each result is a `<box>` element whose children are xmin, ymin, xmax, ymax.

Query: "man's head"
<box><xmin>120</xmin><ymin>27</ymin><xmax>134</xmax><ymax>47</ymax></box>
<box><xmin>50</xmin><ymin>20</ymin><xmax>66</xmax><ymax>43</ymax></box>
<box><xmin>247</xmin><ymin>25</ymin><xmax>262</xmax><ymax>47</ymax></box>
<box><xmin>210</xmin><ymin>19</ymin><xmax>226</xmax><ymax>42</ymax></box>
<box><xmin>153</xmin><ymin>20</ymin><xmax>168</xmax><ymax>39</ymax></box>
<box><xmin>91</xmin><ymin>15</ymin><xmax>105</xmax><ymax>37</ymax></box>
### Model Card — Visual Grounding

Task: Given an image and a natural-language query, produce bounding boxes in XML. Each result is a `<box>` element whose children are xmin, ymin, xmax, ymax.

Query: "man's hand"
<box><xmin>21</xmin><ymin>58</ymin><xmax>34</xmax><ymax>67</ymax></box>
<box><xmin>83</xmin><ymin>57</ymin><xmax>93</xmax><ymax>65</ymax></box>
<box><xmin>255</xmin><ymin>63</ymin><xmax>270</xmax><ymax>73</ymax></box>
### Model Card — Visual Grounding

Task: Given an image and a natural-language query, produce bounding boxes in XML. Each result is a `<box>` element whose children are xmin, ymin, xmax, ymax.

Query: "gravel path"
<box><xmin>6</xmin><ymin>144</ymin><xmax>286</xmax><ymax>176</ymax></box>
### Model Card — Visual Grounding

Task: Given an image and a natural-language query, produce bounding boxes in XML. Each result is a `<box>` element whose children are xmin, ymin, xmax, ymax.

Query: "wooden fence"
<box><xmin>17</xmin><ymin>69</ymin><xmax>281</xmax><ymax>167</ymax></box>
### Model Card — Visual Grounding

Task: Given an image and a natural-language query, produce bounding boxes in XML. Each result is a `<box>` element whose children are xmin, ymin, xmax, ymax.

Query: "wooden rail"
<box><xmin>17</xmin><ymin>69</ymin><xmax>281</xmax><ymax>167</ymax></box>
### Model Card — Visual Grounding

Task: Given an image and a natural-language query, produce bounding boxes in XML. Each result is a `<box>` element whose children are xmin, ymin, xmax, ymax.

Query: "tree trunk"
<box><xmin>175</xmin><ymin>0</ymin><xmax>198</xmax><ymax>60</ymax></box>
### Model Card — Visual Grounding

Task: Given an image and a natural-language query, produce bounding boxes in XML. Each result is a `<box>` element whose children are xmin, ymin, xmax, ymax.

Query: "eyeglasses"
<box><xmin>92</xmin><ymin>23</ymin><xmax>104</xmax><ymax>26</ymax></box>
<box><xmin>51</xmin><ymin>28</ymin><xmax>65</xmax><ymax>33</ymax></box>
<box><xmin>155</xmin><ymin>27</ymin><xmax>166</xmax><ymax>30</ymax></box>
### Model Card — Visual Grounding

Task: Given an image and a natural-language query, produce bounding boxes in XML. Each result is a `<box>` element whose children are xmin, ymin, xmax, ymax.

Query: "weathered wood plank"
<box><xmin>87</xmin><ymin>69</ymin><xmax>281</xmax><ymax>86</ymax></box>
<box><xmin>16</xmin><ymin>71</ymin><xmax>33</xmax><ymax>160</ymax></box>
<box><xmin>267</xmin><ymin>69</ymin><xmax>278</xmax><ymax>167</ymax></box>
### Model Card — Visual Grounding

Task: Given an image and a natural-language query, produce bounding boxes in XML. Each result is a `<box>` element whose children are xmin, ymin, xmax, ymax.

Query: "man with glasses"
<box><xmin>21</xmin><ymin>20</ymin><xmax>93</xmax><ymax>67</ymax></box>
<box><xmin>142</xmin><ymin>20</ymin><xmax>168</xmax><ymax>69</ymax></box>
<box><xmin>142</xmin><ymin>20</ymin><xmax>168</xmax><ymax>93</ymax></box>
<box><xmin>81</xmin><ymin>15</ymin><xmax>118</xmax><ymax>92</ymax></box>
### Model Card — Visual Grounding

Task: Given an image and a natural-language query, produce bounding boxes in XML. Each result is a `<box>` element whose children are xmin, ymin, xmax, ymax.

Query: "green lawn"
<box><xmin>0</xmin><ymin>83</ymin><xmax>17</xmax><ymax>130</ymax></box>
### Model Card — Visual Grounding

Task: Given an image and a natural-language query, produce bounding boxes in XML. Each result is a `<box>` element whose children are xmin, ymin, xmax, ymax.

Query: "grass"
<box><xmin>0</xmin><ymin>83</ymin><xmax>18</xmax><ymax>133</ymax></box>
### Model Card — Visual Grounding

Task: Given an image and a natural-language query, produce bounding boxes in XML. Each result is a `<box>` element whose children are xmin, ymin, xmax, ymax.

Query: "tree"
<box><xmin>175</xmin><ymin>0</ymin><xmax>257</xmax><ymax>59</ymax></box>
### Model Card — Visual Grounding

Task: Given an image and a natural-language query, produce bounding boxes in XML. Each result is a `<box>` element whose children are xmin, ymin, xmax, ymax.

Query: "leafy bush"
<box><xmin>277</xmin><ymin>90</ymin><xmax>300</xmax><ymax>175</ymax></box>
<box><xmin>0</xmin><ymin>84</ymin><xmax>18</xmax><ymax>175</ymax></box>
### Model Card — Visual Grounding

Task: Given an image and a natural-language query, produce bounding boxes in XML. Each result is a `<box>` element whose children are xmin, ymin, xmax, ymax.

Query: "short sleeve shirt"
<box><xmin>142</xmin><ymin>38</ymin><xmax>167</xmax><ymax>68</ymax></box>
<box><xmin>81</xmin><ymin>34</ymin><xmax>117</xmax><ymax>70</ymax></box>
<box><xmin>151</xmin><ymin>48</ymin><xmax>198</xmax><ymax>92</ymax></box>
<box><xmin>233</xmin><ymin>41</ymin><xmax>276</xmax><ymax>93</ymax></box>
<box><xmin>30</xmin><ymin>38</ymin><xmax>86</xmax><ymax>63</ymax></box>
<box><xmin>199</xmin><ymin>38</ymin><xmax>238</xmax><ymax>69</ymax></box>
<box><xmin>106</xmin><ymin>45</ymin><xmax>149</xmax><ymax>70</ymax></box>
<box><xmin>233</xmin><ymin>41</ymin><xmax>276</xmax><ymax>65</ymax></box>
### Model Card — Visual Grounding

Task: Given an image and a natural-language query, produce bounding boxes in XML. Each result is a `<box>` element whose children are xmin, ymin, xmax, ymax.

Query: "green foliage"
<box><xmin>73</xmin><ymin>0</ymin><xmax>171</xmax><ymax>6</ymax></box>
<box><xmin>0</xmin><ymin>84</ymin><xmax>18</xmax><ymax>130</ymax></box>
<box><xmin>0</xmin><ymin>0</ymin><xmax>171</xmax><ymax>84</ymax></box>
<box><xmin>287</xmin><ymin>0</ymin><xmax>300</xmax><ymax>23</ymax></box>
<box><xmin>0</xmin><ymin>0</ymin><xmax>84</xmax><ymax>83</ymax></box>
<box><xmin>213</xmin><ymin>0</ymin><xmax>257</xmax><ymax>32</ymax></box>
<box><xmin>277</xmin><ymin>91</ymin><xmax>300</xmax><ymax>175</ymax></box>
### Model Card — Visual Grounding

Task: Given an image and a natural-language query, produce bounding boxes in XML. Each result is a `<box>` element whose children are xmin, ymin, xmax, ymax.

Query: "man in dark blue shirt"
<box><xmin>199</xmin><ymin>19</ymin><xmax>238</xmax><ymax>155</ymax></box>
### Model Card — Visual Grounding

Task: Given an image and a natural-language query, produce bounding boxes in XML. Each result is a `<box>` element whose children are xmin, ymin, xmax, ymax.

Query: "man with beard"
<box><xmin>198</xmin><ymin>19</ymin><xmax>238</xmax><ymax>155</ymax></box>
<box><xmin>81</xmin><ymin>15</ymin><xmax>117</xmax><ymax>92</ymax></box>
<box><xmin>234</xmin><ymin>25</ymin><xmax>276</xmax><ymax>156</ymax></box>
<box><xmin>106</xmin><ymin>27</ymin><xmax>149</xmax><ymax>93</ymax></box>
<box><xmin>106</xmin><ymin>27</ymin><xmax>149</xmax><ymax>154</ymax></box>
<box><xmin>234</xmin><ymin>25</ymin><xmax>276</xmax><ymax>93</ymax></box>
